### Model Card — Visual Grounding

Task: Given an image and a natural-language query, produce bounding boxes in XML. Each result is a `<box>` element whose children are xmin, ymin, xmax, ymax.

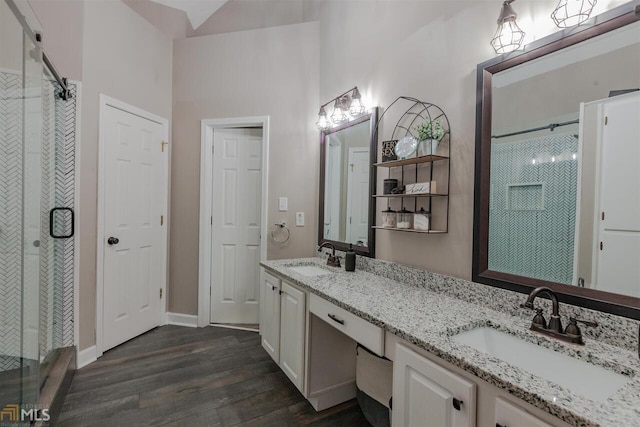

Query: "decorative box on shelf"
<box><xmin>405</xmin><ymin>181</ymin><xmax>437</xmax><ymax>195</ymax></box>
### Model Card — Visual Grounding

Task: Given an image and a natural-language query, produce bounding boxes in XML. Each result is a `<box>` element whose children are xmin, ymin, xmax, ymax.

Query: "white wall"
<box><xmin>170</xmin><ymin>22</ymin><xmax>320</xmax><ymax>315</ymax></box>
<box><xmin>28</xmin><ymin>0</ymin><xmax>84</xmax><ymax>81</ymax></box>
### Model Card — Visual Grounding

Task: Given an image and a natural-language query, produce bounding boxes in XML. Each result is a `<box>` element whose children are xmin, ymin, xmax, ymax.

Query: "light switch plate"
<box><xmin>296</xmin><ymin>212</ymin><xmax>304</xmax><ymax>226</ymax></box>
<box><xmin>278</xmin><ymin>197</ymin><xmax>288</xmax><ymax>212</ymax></box>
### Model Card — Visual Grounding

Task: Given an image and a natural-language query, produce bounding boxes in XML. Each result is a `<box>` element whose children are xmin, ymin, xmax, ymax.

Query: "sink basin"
<box><xmin>452</xmin><ymin>327</ymin><xmax>632</xmax><ymax>403</ymax></box>
<box><xmin>288</xmin><ymin>265</ymin><xmax>335</xmax><ymax>277</ymax></box>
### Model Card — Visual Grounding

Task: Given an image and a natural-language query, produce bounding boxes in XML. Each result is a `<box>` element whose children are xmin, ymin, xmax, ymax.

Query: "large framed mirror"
<box><xmin>473</xmin><ymin>2</ymin><xmax>640</xmax><ymax>319</ymax></box>
<box><xmin>319</xmin><ymin>109</ymin><xmax>379</xmax><ymax>257</ymax></box>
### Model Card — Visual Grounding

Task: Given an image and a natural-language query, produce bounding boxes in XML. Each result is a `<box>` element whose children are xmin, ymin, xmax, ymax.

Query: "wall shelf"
<box><xmin>374</xmin><ymin>154</ymin><xmax>449</xmax><ymax>168</ymax></box>
<box><xmin>372</xmin><ymin>97</ymin><xmax>451</xmax><ymax>235</ymax></box>
<box><xmin>374</xmin><ymin>193</ymin><xmax>448</xmax><ymax>198</ymax></box>
<box><xmin>372</xmin><ymin>226</ymin><xmax>447</xmax><ymax>234</ymax></box>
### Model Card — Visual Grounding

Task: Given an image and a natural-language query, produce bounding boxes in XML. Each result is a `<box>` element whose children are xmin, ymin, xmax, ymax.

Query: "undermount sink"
<box><xmin>452</xmin><ymin>327</ymin><xmax>632</xmax><ymax>403</ymax></box>
<box><xmin>288</xmin><ymin>265</ymin><xmax>335</xmax><ymax>277</ymax></box>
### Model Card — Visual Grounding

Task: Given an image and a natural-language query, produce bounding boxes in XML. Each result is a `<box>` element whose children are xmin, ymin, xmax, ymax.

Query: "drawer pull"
<box><xmin>496</xmin><ymin>424</ymin><xmax>507</xmax><ymax>427</ymax></box>
<box><xmin>452</xmin><ymin>398</ymin><xmax>463</xmax><ymax>411</ymax></box>
<box><xmin>328</xmin><ymin>313</ymin><xmax>345</xmax><ymax>325</ymax></box>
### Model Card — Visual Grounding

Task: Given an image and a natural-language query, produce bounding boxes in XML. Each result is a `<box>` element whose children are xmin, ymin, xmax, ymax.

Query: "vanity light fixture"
<box><xmin>491</xmin><ymin>0</ymin><xmax>526</xmax><ymax>55</ymax></box>
<box><xmin>315</xmin><ymin>86</ymin><xmax>367</xmax><ymax>129</ymax></box>
<box><xmin>551</xmin><ymin>0</ymin><xmax>597</xmax><ymax>28</ymax></box>
<box><xmin>316</xmin><ymin>106</ymin><xmax>330</xmax><ymax>130</ymax></box>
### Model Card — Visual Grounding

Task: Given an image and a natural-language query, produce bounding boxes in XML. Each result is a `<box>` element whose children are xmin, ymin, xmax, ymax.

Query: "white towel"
<box><xmin>356</xmin><ymin>346</ymin><xmax>393</xmax><ymax>408</ymax></box>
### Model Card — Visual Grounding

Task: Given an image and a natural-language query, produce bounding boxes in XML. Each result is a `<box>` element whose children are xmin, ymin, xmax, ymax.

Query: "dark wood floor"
<box><xmin>58</xmin><ymin>325</ymin><xmax>371</xmax><ymax>426</ymax></box>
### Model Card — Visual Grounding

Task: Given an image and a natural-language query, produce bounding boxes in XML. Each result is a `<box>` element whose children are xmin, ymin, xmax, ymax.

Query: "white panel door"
<box><xmin>596</xmin><ymin>93</ymin><xmax>640</xmax><ymax>297</ymax></box>
<box><xmin>393</xmin><ymin>344</ymin><xmax>476</xmax><ymax>427</ymax></box>
<box><xmin>346</xmin><ymin>148</ymin><xmax>369</xmax><ymax>246</ymax></box>
<box><xmin>103</xmin><ymin>105</ymin><xmax>166</xmax><ymax>351</ymax></box>
<box><xmin>279</xmin><ymin>281</ymin><xmax>306</xmax><ymax>393</ymax></box>
<box><xmin>210</xmin><ymin>128</ymin><xmax>262</xmax><ymax>323</ymax></box>
<box><xmin>495</xmin><ymin>397</ymin><xmax>551</xmax><ymax>427</ymax></box>
<box><xmin>260</xmin><ymin>271</ymin><xmax>281</xmax><ymax>363</ymax></box>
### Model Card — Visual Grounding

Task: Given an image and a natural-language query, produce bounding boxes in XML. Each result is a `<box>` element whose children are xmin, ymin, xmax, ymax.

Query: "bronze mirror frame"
<box><xmin>318</xmin><ymin>108</ymin><xmax>379</xmax><ymax>257</ymax></box>
<box><xmin>473</xmin><ymin>3</ymin><xmax>640</xmax><ymax>320</ymax></box>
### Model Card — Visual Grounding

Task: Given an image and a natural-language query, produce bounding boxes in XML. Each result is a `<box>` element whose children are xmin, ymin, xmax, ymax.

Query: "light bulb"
<box><xmin>316</xmin><ymin>106</ymin><xmax>330</xmax><ymax>130</ymax></box>
<box><xmin>552</xmin><ymin>0</ymin><xmax>597</xmax><ymax>28</ymax></box>
<box><xmin>330</xmin><ymin>99</ymin><xmax>347</xmax><ymax>125</ymax></box>
<box><xmin>349</xmin><ymin>88</ymin><xmax>366</xmax><ymax>116</ymax></box>
<box><xmin>491</xmin><ymin>0</ymin><xmax>526</xmax><ymax>54</ymax></box>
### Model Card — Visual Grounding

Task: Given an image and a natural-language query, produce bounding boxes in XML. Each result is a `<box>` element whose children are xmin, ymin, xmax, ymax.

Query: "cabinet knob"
<box><xmin>452</xmin><ymin>398</ymin><xmax>463</xmax><ymax>411</ymax></box>
<box><xmin>107</xmin><ymin>237</ymin><xmax>119</xmax><ymax>245</ymax></box>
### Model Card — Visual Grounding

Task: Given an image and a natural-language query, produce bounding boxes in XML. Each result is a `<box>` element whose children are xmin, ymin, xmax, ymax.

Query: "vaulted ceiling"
<box><xmin>124</xmin><ymin>0</ymin><xmax>313</xmax><ymax>40</ymax></box>
<box><xmin>149</xmin><ymin>0</ymin><xmax>227</xmax><ymax>29</ymax></box>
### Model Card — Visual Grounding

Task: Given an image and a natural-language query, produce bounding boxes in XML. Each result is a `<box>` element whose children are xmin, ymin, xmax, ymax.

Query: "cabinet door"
<box><xmin>392</xmin><ymin>344</ymin><xmax>476</xmax><ymax>427</ymax></box>
<box><xmin>260</xmin><ymin>272</ymin><xmax>281</xmax><ymax>363</ymax></box>
<box><xmin>279</xmin><ymin>281</ymin><xmax>306</xmax><ymax>393</ymax></box>
<box><xmin>495</xmin><ymin>397</ymin><xmax>551</xmax><ymax>427</ymax></box>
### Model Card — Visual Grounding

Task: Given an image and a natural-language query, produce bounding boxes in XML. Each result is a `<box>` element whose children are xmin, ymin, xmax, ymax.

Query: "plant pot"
<box><xmin>418</xmin><ymin>139</ymin><xmax>439</xmax><ymax>156</ymax></box>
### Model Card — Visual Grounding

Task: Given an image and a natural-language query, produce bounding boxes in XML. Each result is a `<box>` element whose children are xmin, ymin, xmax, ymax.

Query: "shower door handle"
<box><xmin>49</xmin><ymin>207</ymin><xmax>74</xmax><ymax>239</ymax></box>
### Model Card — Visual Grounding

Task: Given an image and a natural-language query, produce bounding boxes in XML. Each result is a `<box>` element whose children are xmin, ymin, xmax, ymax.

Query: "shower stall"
<box><xmin>1</xmin><ymin>0</ymin><xmax>77</xmax><ymax>419</ymax></box>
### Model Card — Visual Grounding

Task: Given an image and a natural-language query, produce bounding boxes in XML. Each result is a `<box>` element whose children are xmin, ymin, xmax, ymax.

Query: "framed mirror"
<box><xmin>473</xmin><ymin>3</ymin><xmax>640</xmax><ymax>319</ymax></box>
<box><xmin>319</xmin><ymin>109</ymin><xmax>379</xmax><ymax>257</ymax></box>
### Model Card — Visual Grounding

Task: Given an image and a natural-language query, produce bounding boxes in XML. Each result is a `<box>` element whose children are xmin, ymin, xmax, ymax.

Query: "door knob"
<box><xmin>107</xmin><ymin>237</ymin><xmax>119</xmax><ymax>245</ymax></box>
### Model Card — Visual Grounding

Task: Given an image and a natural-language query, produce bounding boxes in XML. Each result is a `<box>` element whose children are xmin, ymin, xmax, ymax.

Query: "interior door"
<box><xmin>346</xmin><ymin>147</ymin><xmax>370</xmax><ymax>245</ymax></box>
<box><xmin>210</xmin><ymin>128</ymin><xmax>262</xmax><ymax>324</ymax></box>
<box><xmin>102</xmin><ymin>105</ymin><xmax>166</xmax><ymax>351</ymax></box>
<box><xmin>596</xmin><ymin>93</ymin><xmax>640</xmax><ymax>297</ymax></box>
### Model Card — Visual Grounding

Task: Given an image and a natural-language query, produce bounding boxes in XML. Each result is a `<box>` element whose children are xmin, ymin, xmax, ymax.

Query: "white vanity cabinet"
<box><xmin>260</xmin><ymin>271</ymin><xmax>281</xmax><ymax>363</ymax></box>
<box><xmin>279</xmin><ymin>282</ymin><xmax>306</xmax><ymax>392</ymax></box>
<box><xmin>392</xmin><ymin>343</ymin><xmax>476</xmax><ymax>427</ymax></box>
<box><xmin>495</xmin><ymin>397</ymin><xmax>552</xmax><ymax>427</ymax></box>
<box><xmin>259</xmin><ymin>271</ymin><xmax>306</xmax><ymax>393</ymax></box>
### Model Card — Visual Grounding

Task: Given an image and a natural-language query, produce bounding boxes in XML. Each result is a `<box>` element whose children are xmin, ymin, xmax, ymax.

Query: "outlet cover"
<box><xmin>296</xmin><ymin>212</ymin><xmax>304</xmax><ymax>226</ymax></box>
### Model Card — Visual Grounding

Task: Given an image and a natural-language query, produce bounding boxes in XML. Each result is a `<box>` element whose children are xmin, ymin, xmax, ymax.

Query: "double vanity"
<box><xmin>259</xmin><ymin>257</ymin><xmax>640</xmax><ymax>427</ymax></box>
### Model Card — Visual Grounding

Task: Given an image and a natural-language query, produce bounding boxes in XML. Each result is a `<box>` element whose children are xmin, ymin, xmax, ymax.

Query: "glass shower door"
<box><xmin>0</xmin><ymin>0</ymin><xmax>45</xmax><ymax>414</ymax></box>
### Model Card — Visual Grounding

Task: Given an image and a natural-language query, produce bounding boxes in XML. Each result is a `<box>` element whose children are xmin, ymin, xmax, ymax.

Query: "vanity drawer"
<box><xmin>309</xmin><ymin>294</ymin><xmax>384</xmax><ymax>356</ymax></box>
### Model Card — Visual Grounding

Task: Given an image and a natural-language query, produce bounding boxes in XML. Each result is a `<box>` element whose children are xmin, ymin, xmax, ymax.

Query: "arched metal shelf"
<box><xmin>373</xmin><ymin>96</ymin><xmax>451</xmax><ymax>234</ymax></box>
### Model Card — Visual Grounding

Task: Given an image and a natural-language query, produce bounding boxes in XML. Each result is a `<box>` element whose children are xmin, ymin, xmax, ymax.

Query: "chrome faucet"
<box><xmin>521</xmin><ymin>286</ymin><xmax>597</xmax><ymax>345</ymax></box>
<box><xmin>317</xmin><ymin>242</ymin><xmax>341</xmax><ymax>268</ymax></box>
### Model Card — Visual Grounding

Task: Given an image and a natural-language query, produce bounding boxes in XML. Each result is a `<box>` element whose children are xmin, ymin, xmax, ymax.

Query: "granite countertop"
<box><xmin>260</xmin><ymin>257</ymin><xmax>640</xmax><ymax>427</ymax></box>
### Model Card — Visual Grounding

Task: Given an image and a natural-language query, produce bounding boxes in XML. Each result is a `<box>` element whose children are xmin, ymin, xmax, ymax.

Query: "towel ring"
<box><xmin>271</xmin><ymin>222</ymin><xmax>290</xmax><ymax>244</ymax></box>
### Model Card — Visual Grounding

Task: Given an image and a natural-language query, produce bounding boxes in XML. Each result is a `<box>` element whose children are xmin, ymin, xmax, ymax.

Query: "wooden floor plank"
<box><xmin>58</xmin><ymin>325</ymin><xmax>371</xmax><ymax>426</ymax></box>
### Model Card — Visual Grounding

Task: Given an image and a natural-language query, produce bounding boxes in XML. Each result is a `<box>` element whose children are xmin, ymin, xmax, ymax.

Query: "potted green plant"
<box><xmin>415</xmin><ymin>120</ymin><xmax>446</xmax><ymax>156</ymax></box>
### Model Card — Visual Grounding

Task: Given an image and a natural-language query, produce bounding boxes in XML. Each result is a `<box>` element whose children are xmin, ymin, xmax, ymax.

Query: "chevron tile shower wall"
<box><xmin>488</xmin><ymin>133</ymin><xmax>579</xmax><ymax>284</ymax></box>
<box><xmin>0</xmin><ymin>71</ymin><xmax>77</xmax><ymax>372</ymax></box>
<box><xmin>0</xmin><ymin>71</ymin><xmax>24</xmax><ymax>373</ymax></box>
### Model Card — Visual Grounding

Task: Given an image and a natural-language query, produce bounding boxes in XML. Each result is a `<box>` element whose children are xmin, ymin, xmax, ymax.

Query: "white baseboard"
<box><xmin>166</xmin><ymin>312</ymin><xmax>198</xmax><ymax>328</ymax></box>
<box><xmin>77</xmin><ymin>345</ymin><xmax>97</xmax><ymax>369</ymax></box>
<box><xmin>308</xmin><ymin>380</ymin><xmax>357</xmax><ymax>411</ymax></box>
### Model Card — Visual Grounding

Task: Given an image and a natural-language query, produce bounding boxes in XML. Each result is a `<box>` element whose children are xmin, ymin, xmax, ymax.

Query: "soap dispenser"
<box><xmin>345</xmin><ymin>244</ymin><xmax>356</xmax><ymax>272</ymax></box>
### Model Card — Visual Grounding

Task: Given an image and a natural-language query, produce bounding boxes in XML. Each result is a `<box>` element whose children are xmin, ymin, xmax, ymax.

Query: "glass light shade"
<box><xmin>316</xmin><ymin>106</ymin><xmax>330</xmax><ymax>130</ymax></box>
<box><xmin>330</xmin><ymin>99</ymin><xmax>347</xmax><ymax>124</ymax></box>
<box><xmin>349</xmin><ymin>88</ymin><xmax>366</xmax><ymax>116</ymax></box>
<box><xmin>491</xmin><ymin>19</ymin><xmax>526</xmax><ymax>54</ymax></box>
<box><xmin>551</xmin><ymin>0</ymin><xmax>597</xmax><ymax>28</ymax></box>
